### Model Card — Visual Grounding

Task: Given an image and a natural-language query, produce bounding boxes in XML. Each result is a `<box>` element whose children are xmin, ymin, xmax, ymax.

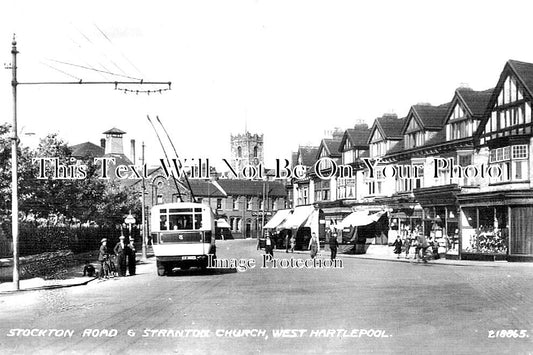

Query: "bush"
<box><xmin>1</xmin><ymin>223</ymin><xmax>129</xmax><ymax>257</ymax></box>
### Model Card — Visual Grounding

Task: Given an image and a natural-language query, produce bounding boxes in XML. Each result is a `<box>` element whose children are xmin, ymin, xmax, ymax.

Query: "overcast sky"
<box><xmin>1</xmin><ymin>0</ymin><xmax>532</xmax><ymax>170</ymax></box>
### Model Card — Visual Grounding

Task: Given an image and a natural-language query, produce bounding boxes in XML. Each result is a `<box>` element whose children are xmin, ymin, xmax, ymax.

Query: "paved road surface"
<box><xmin>0</xmin><ymin>239</ymin><xmax>532</xmax><ymax>354</ymax></box>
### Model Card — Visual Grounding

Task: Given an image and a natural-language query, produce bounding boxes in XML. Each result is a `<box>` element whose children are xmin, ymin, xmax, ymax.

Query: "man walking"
<box><xmin>329</xmin><ymin>232</ymin><xmax>339</xmax><ymax>260</ymax></box>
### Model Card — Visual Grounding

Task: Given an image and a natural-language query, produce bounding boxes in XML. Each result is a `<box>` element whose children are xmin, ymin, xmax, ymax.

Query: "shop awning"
<box><xmin>278</xmin><ymin>205</ymin><xmax>316</xmax><ymax>229</ymax></box>
<box><xmin>338</xmin><ymin>210</ymin><xmax>387</xmax><ymax>228</ymax></box>
<box><xmin>216</xmin><ymin>219</ymin><xmax>231</xmax><ymax>228</ymax></box>
<box><xmin>262</xmin><ymin>209</ymin><xmax>292</xmax><ymax>229</ymax></box>
<box><xmin>413</xmin><ymin>184</ymin><xmax>460</xmax><ymax>207</ymax></box>
<box><xmin>303</xmin><ymin>208</ymin><xmax>319</xmax><ymax>228</ymax></box>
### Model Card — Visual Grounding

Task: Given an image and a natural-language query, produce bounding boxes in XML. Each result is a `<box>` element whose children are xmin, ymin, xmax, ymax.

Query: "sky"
<box><xmin>1</xmin><ymin>0</ymin><xmax>533</xmax><ymax>170</ymax></box>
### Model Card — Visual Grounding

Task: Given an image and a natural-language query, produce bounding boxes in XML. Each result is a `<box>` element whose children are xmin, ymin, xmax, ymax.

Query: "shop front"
<box><xmin>458</xmin><ymin>190</ymin><xmax>533</xmax><ymax>262</ymax></box>
<box><xmin>379</xmin><ymin>195</ymin><xmax>423</xmax><ymax>245</ymax></box>
<box><xmin>413</xmin><ymin>185</ymin><xmax>461</xmax><ymax>259</ymax></box>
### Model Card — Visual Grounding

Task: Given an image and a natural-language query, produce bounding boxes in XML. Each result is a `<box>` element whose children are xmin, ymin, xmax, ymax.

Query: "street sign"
<box><xmin>125</xmin><ymin>214</ymin><xmax>136</xmax><ymax>224</ymax></box>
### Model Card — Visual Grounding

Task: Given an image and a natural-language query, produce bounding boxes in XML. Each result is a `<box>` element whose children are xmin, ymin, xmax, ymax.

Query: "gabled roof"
<box><xmin>297</xmin><ymin>146</ymin><xmax>319</xmax><ymax>166</ymax></box>
<box><xmin>70</xmin><ymin>141</ymin><xmax>104</xmax><ymax>158</ymax></box>
<box><xmin>103</xmin><ymin>127</ymin><xmax>126</xmax><ymax>135</ymax></box>
<box><xmin>407</xmin><ymin>102</ymin><xmax>451</xmax><ymax>131</ymax></box>
<box><xmin>216</xmin><ymin>179</ymin><xmax>287</xmax><ymax>197</ymax></box>
<box><xmin>317</xmin><ymin>138</ymin><xmax>342</xmax><ymax>159</ymax></box>
<box><xmin>455</xmin><ymin>88</ymin><xmax>493</xmax><ymax>117</ymax></box>
<box><xmin>476</xmin><ymin>59</ymin><xmax>533</xmax><ymax>138</ymax></box>
<box><xmin>508</xmin><ymin>59</ymin><xmax>533</xmax><ymax>99</ymax></box>
<box><xmin>368</xmin><ymin>114</ymin><xmax>405</xmax><ymax>144</ymax></box>
<box><xmin>339</xmin><ymin>123</ymin><xmax>370</xmax><ymax>152</ymax></box>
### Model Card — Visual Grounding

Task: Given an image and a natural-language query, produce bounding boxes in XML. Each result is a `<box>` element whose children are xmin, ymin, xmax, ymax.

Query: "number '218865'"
<box><xmin>488</xmin><ymin>330</ymin><xmax>529</xmax><ymax>338</ymax></box>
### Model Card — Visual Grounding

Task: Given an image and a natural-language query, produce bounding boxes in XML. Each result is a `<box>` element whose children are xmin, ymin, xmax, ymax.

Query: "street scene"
<box><xmin>1</xmin><ymin>240</ymin><xmax>532</xmax><ymax>354</ymax></box>
<box><xmin>3</xmin><ymin>1</ymin><xmax>533</xmax><ymax>354</ymax></box>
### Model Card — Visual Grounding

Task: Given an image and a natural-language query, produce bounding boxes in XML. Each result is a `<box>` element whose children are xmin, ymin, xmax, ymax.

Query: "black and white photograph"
<box><xmin>1</xmin><ymin>1</ymin><xmax>533</xmax><ymax>354</ymax></box>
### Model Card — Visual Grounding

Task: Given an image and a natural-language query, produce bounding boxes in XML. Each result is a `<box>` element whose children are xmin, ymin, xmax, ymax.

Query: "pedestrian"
<box><xmin>308</xmin><ymin>232</ymin><xmax>318</xmax><ymax>259</ymax></box>
<box><xmin>431</xmin><ymin>237</ymin><xmax>440</xmax><ymax>260</ymax></box>
<box><xmin>285</xmin><ymin>232</ymin><xmax>290</xmax><ymax>253</ymax></box>
<box><xmin>114</xmin><ymin>236</ymin><xmax>127</xmax><ymax>276</ymax></box>
<box><xmin>265</xmin><ymin>233</ymin><xmax>274</xmax><ymax>258</ymax></box>
<box><xmin>329</xmin><ymin>232</ymin><xmax>339</xmax><ymax>260</ymax></box>
<box><xmin>392</xmin><ymin>235</ymin><xmax>403</xmax><ymax>259</ymax></box>
<box><xmin>127</xmin><ymin>236</ymin><xmax>136</xmax><ymax>276</ymax></box>
<box><xmin>404</xmin><ymin>233</ymin><xmax>412</xmax><ymax>259</ymax></box>
<box><xmin>416</xmin><ymin>233</ymin><xmax>429</xmax><ymax>263</ymax></box>
<box><xmin>289</xmin><ymin>234</ymin><xmax>296</xmax><ymax>253</ymax></box>
<box><xmin>98</xmin><ymin>238</ymin><xmax>109</xmax><ymax>279</ymax></box>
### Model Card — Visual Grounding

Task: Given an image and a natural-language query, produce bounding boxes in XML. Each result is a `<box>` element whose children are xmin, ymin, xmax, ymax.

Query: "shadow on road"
<box><xmin>165</xmin><ymin>267</ymin><xmax>238</xmax><ymax>277</ymax></box>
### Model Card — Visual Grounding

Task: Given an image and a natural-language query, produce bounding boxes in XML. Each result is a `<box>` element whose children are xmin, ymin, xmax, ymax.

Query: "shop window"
<box><xmin>461</xmin><ymin>206</ymin><xmax>508</xmax><ymax>254</ymax></box>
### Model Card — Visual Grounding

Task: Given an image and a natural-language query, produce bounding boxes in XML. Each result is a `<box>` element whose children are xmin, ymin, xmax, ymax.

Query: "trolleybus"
<box><xmin>150</xmin><ymin>202</ymin><xmax>216</xmax><ymax>276</ymax></box>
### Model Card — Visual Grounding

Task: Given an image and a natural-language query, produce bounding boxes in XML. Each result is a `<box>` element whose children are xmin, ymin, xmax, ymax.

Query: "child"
<box><xmin>289</xmin><ymin>235</ymin><xmax>296</xmax><ymax>253</ymax></box>
<box><xmin>404</xmin><ymin>234</ymin><xmax>412</xmax><ymax>259</ymax></box>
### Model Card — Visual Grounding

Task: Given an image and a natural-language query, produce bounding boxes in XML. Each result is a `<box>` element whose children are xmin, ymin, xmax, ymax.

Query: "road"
<box><xmin>0</xmin><ymin>239</ymin><xmax>532</xmax><ymax>354</ymax></box>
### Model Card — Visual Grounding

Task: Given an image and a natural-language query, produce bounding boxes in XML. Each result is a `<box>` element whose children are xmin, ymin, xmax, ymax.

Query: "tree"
<box><xmin>0</xmin><ymin>123</ymin><xmax>37</xmax><ymax>222</ymax></box>
<box><xmin>95</xmin><ymin>180</ymin><xmax>141</xmax><ymax>227</ymax></box>
<box><xmin>1</xmin><ymin>129</ymin><xmax>141</xmax><ymax>226</ymax></box>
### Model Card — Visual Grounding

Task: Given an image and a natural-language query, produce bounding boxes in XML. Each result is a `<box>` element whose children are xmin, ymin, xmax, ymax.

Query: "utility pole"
<box><xmin>10</xmin><ymin>35</ymin><xmax>19</xmax><ymax>290</ymax></box>
<box><xmin>8</xmin><ymin>37</ymin><xmax>170</xmax><ymax>290</ymax></box>
<box><xmin>141</xmin><ymin>142</ymin><xmax>147</xmax><ymax>260</ymax></box>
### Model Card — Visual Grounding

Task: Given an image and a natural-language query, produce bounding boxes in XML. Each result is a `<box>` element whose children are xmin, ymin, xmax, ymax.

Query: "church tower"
<box><xmin>230</xmin><ymin>132</ymin><xmax>264</xmax><ymax>174</ymax></box>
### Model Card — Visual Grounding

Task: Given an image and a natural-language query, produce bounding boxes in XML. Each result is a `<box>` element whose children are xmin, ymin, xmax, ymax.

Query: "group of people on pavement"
<box><xmin>97</xmin><ymin>236</ymin><xmax>136</xmax><ymax>278</ymax></box>
<box><xmin>392</xmin><ymin>228</ymin><xmax>440</xmax><ymax>262</ymax></box>
<box><xmin>262</xmin><ymin>231</ymin><xmax>339</xmax><ymax>261</ymax></box>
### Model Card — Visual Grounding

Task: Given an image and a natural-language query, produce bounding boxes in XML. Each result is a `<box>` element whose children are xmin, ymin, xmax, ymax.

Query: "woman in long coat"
<box><xmin>308</xmin><ymin>232</ymin><xmax>319</xmax><ymax>259</ymax></box>
<box><xmin>114</xmin><ymin>236</ymin><xmax>127</xmax><ymax>276</ymax></box>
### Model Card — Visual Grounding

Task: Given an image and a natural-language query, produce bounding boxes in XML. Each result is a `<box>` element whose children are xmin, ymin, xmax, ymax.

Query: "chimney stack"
<box><xmin>100</xmin><ymin>138</ymin><xmax>106</xmax><ymax>150</ymax></box>
<box><xmin>130</xmin><ymin>139</ymin><xmax>136</xmax><ymax>164</ymax></box>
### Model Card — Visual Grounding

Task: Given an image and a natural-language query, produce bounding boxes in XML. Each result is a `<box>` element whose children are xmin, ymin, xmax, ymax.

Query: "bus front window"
<box><xmin>169</xmin><ymin>214</ymin><xmax>193</xmax><ymax>229</ymax></box>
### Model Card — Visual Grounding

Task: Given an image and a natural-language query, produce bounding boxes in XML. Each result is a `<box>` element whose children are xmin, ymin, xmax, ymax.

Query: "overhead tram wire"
<box><xmin>93</xmin><ymin>24</ymin><xmax>145</xmax><ymax>78</ymax></box>
<box><xmin>67</xmin><ymin>36</ymin><xmax>112</xmax><ymax>82</ymax></box>
<box><xmin>147</xmin><ymin>115</ymin><xmax>183</xmax><ymax>202</ymax></box>
<box><xmin>71</xmin><ymin>24</ymin><xmax>136</xmax><ymax>84</ymax></box>
<box><xmin>40</xmin><ymin>62</ymin><xmax>81</xmax><ymax>81</ymax></box>
<box><xmin>156</xmin><ymin>116</ymin><xmax>196</xmax><ymax>203</ymax></box>
<box><xmin>47</xmin><ymin>59</ymin><xmax>142</xmax><ymax>81</ymax></box>
<box><xmin>88</xmin><ymin>24</ymin><xmax>146</xmax><ymax>93</ymax></box>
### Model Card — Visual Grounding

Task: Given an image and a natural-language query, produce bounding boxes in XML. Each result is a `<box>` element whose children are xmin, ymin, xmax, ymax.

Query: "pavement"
<box><xmin>0</xmin><ymin>243</ymin><xmax>531</xmax><ymax>293</ymax></box>
<box><xmin>0</xmin><ymin>251</ymin><xmax>153</xmax><ymax>294</ymax></box>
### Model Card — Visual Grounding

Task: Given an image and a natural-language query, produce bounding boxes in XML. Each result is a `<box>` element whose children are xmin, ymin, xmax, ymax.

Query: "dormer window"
<box><xmin>404</xmin><ymin>118</ymin><xmax>424</xmax><ymax>149</ymax></box>
<box><xmin>446</xmin><ymin>103</ymin><xmax>476</xmax><ymax>140</ymax></box>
